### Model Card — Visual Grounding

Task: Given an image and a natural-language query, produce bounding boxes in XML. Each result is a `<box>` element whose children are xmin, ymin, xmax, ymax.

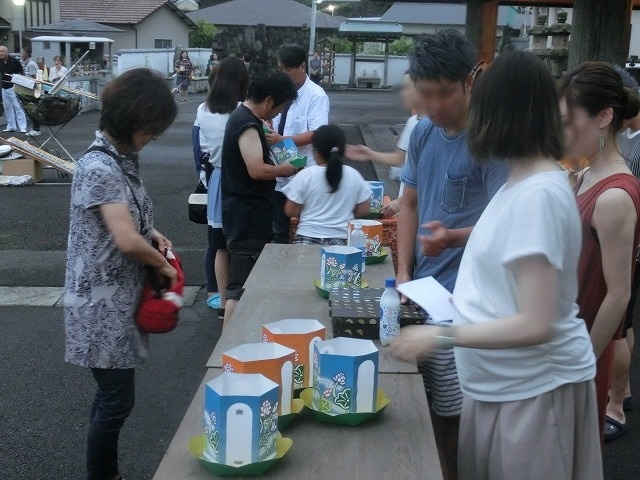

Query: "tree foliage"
<box><xmin>389</xmin><ymin>37</ymin><xmax>413</xmax><ymax>56</ymax></box>
<box><xmin>328</xmin><ymin>0</ymin><xmax>394</xmax><ymax>18</ymax></box>
<box><xmin>189</xmin><ymin>20</ymin><xmax>218</xmax><ymax>48</ymax></box>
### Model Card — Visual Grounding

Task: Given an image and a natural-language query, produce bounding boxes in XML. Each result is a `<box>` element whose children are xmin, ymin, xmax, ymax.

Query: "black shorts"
<box><xmin>226</xmin><ymin>238</ymin><xmax>268</xmax><ymax>301</ymax></box>
<box><xmin>208</xmin><ymin>226</ymin><xmax>227</xmax><ymax>250</ymax></box>
<box><xmin>623</xmin><ymin>261</ymin><xmax>640</xmax><ymax>337</ymax></box>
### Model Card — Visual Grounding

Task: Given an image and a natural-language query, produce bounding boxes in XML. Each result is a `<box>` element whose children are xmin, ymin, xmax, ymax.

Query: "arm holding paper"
<box><xmin>390</xmin><ymin>255</ymin><xmax>557</xmax><ymax>363</ymax></box>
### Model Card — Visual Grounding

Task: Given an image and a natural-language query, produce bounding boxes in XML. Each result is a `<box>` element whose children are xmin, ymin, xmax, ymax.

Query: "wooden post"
<box><xmin>383</xmin><ymin>40</ymin><xmax>390</xmax><ymax>88</ymax></box>
<box><xmin>465</xmin><ymin>0</ymin><xmax>499</xmax><ymax>63</ymax></box>
<box><xmin>348</xmin><ymin>40</ymin><xmax>357</xmax><ymax>88</ymax></box>
<box><xmin>568</xmin><ymin>0</ymin><xmax>632</xmax><ymax>68</ymax></box>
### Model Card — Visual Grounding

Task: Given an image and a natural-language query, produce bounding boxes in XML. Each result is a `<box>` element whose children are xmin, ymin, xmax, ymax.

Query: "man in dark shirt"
<box><xmin>0</xmin><ymin>46</ymin><xmax>27</xmax><ymax>133</ymax></box>
<box><xmin>221</xmin><ymin>70</ymin><xmax>298</xmax><ymax>324</ymax></box>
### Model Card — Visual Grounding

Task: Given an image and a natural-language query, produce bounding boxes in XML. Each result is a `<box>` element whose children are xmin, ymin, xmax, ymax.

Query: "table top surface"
<box><xmin>206</xmin><ymin>287</ymin><xmax>417</xmax><ymax>374</ymax></box>
<box><xmin>152</xmin><ymin>368</ymin><xmax>443</xmax><ymax>480</ymax></box>
<box><xmin>209</xmin><ymin>244</ymin><xmax>415</xmax><ymax>373</ymax></box>
<box><xmin>243</xmin><ymin>243</ymin><xmax>395</xmax><ymax>291</ymax></box>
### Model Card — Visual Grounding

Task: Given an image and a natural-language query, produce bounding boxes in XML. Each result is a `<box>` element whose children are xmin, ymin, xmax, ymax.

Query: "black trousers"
<box><xmin>226</xmin><ymin>238</ymin><xmax>268</xmax><ymax>301</ymax></box>
<box><xmin>86</xmin><ymin>368</ymin><xmax>135</xmax><ymax>480</ymax></box>
<box><xmin>272</xmin><ymin>190</ymin><xmax>291</xmax><ymax>244</ymax></box>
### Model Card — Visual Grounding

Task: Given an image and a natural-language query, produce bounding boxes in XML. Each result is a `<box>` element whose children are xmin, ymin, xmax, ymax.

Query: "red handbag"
<box><xmin>136</xmin><ymin>249</ymin><xmax>185</xmax><ymax>334</ymax></box>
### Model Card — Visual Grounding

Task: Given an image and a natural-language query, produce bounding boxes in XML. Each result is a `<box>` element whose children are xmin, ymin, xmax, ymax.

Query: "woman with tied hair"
<box><xmin>282</xmin><ymin>124</ymin><xmax>370</xmax><ymax>245</ymax></box>
<box><xmin>194</xmin><ymin>57</ymin><xmax>249</xmax><ymax>317</ymax></box>
<box><xmin>64</xmin><ymin>68</ymin><xmax>178</xmax><ymax>480</ymax></box>
<box><xmin>391</xmin><ymin>50</ymin><xmax>601</xmax><ymax>479</ymax></box>
<box><xmin>557</xmin><ymin>62</ymin><xmax>640</xmax><ymax>439</ymax></box>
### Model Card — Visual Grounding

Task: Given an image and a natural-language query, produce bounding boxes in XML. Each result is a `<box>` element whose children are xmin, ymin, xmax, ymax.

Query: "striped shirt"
<box><xmin>619</xmin><ymin>128</ymin><xmax>640</xmax><ymax>179</ymax></box>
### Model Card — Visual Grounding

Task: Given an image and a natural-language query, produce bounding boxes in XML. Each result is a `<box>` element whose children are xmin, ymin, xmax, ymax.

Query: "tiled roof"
<box><xmin>380</xmin><ymin>2</ymin><xmax>530</xmax><ymax>27</ymax></box>
<box><xmin>31</xmin><ymin>19</ymin><xmax>124</xmax><ymax>33</ymax></box>
<box><xmin>188</xmin><ymin>0</ymin><xmax>344</xmax><ymax>29</ymax></box>
<box><xmin>60</xmin><ymin>0</ymin><xmax>172</xmax><ymax>25</ymax></box>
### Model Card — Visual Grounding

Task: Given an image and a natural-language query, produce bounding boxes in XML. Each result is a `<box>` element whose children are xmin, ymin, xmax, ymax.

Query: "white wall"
<box><xmin>114</xmin><ymin>50</ymin><xmax>410</xmax><ymax>87</ymax></box>
<box><xmin>114</xmin><ymin>48</ymin><xmax>212</xmax><ymax>76</ymax></box>
<box><xmin>93</xmin><ymin>7</ymin><xmax>190</xmax><ymax>53</ymax></box>
<box><xmin>136</xmin><ymin>6</ymin><xmax>190</xmax><ymax>50</ymax></box>
<box><xmin>333</xmin><ymin>54</ymin><xmax>410</xmax><ymax>87</ymax></box>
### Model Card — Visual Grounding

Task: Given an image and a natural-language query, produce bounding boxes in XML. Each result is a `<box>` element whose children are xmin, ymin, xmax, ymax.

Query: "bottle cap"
<box><xmin>385</xmin><ymin>278</ymin><xmax>396</xmax><ymax>288</ymax></box>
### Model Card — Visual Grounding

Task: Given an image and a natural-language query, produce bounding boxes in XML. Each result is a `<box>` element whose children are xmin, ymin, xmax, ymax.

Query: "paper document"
<box><xmin>397</xmin><ymin>276</ymin><xmax>457</xmax><ymax>324</ymax></box>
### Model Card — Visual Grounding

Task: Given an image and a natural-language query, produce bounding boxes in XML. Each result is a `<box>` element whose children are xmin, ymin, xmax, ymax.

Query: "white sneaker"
<box><xmin>20</xmin><ymin>129</ymin><xmax>27</xmax><ymax>134</ymax></box>
<box><xmin>26</xmin><ymin>130</ymin><xmax>41</xmax><ymax>137</ymax></box>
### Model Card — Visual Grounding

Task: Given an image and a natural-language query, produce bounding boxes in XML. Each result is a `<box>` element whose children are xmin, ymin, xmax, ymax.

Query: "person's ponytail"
<box><xmin>312</xmin><ymin>124</ymin><xmax>346</xmax><ymax>193</ymax></box>
<box><xmin>326</xmin><ymin>148</ymin><xmax>343</xmax><ymax>193</ymax></box>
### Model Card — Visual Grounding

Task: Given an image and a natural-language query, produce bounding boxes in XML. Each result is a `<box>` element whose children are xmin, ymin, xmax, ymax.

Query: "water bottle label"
<box><xmin>380</xmin><ymin>306</ymin><xmax>400</xmax><ymax>340</ymax></box>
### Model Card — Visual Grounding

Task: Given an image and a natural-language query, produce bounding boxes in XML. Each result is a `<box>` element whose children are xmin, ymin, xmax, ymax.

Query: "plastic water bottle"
<box><xmin>349</xmin><ymin>221</ymin><xmax>366</xmax><ymax>273</ymax></box>
<box><xmin>379</xmin><ymin>278</ymin><xmax>401</xmax><ymax>346</ymax></box>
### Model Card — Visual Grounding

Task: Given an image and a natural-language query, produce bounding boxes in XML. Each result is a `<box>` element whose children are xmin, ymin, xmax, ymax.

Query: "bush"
<box><xmin>190</xmin><ymin>20</ymin><xmax>217</xmax><ymax>48</ymax></box>
<box><xmin>389</xmin><ymin>37</ymin><xmax>414</xmax><ymax>56</ymax></box>
<box><xmin>333</xmin><ymin>37</ymin><xmax>356</xmax><ymax>54</ymax></box>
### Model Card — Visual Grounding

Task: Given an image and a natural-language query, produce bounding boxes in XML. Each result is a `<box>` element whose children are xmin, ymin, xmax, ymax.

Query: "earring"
<box><xmin>598</xmin><ymin>131</ymin><xmax>606</xmax><ymax>153</ymax></box>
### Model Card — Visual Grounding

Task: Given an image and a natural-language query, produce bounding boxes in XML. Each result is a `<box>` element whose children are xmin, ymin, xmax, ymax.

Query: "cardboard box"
<box><xmin>1</xmin><ymin>158</ymin><xmax>43</xmax><ymax>182</ymax></box>
<box><xmin>367</xmin><ymin>181</ymin><xmax>385</xmax><ymax>214</ymax></box>
<box><xmin>348</xmin><ymin>219</ymin><xmax>384</xmax><ymax>256</ymax></box>
<box><xmin>329</xmin><ymin>288</ymin><xmax>425</xmax><ymax>339</ymax></box>
<box><xmin>312</xmin><ymin>337</ymin><xmax>379</xmax><ymax>414</ymax></box>
<box><xmin>222</xmin><ymin>343</ymin><xmax>296</xmax><ymax>415</ymax></box>
<box><xmin>262</xmin><ymin>319</ymin><xmax>327</xmax><ymax>389</ymax></box>
<box><xmin>320</xmin><ymin>245</ymin><xmax>363</xmax><ymax>290</ymax></box>
<box><xmin>203</xmin><ymin>372</ymin><xmax>280</xmax><ymax>466</ymax></box>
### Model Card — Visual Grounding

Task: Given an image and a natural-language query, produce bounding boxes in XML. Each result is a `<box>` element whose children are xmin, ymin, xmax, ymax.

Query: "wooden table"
<box><xmin>152</xmin><ymin>369</ymin><xmax>443</xmax><ymax>480</ymax></box>
<box><xmin>208</xmin><ymin>244</ymin><xmax>417</xmax><ymax>374</ymax></box>
<box><xmin>205</xmin><ymin>288</ymin><xmax>417</xmax><ymax>374</ymax></box>
<box><xmin>153</xmin><ymin>244</ymin><xmax>441</xmax><ymax>479</ymax></box>
<box><xmin>242</xmin><ymin>243</ymin><xmax>394</xmax><ymax>291</ymax></box>
<box><xmin>289</xmin><ymin>218</ymin><xmax>399</xmax><ymax>272</ymax></box>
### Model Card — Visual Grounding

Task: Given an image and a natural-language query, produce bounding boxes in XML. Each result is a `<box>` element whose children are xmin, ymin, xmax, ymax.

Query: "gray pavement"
<box><xmin>1</xmin><ymin>90</ymin><xmax>638</xmax><ymax>479</ymax></box>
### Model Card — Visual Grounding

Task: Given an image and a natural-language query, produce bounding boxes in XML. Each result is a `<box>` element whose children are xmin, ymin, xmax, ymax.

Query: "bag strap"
<box><xmin>85</xmin><ymin>145</ymin><xmax>167</xmax><ymax>296</ymax></box>
<box><xmin>201</xmin><ymin>152</ymin><xmax>213</xmax><ymax>186</ymax></box>
<box><xmin>85</xmin><ymin>145</ymin><xmax>146</xmax><ymax>233</ymax></box>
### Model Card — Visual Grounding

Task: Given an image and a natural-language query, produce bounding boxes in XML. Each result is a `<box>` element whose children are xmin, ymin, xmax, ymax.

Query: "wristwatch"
<box><xmin>434</xmin><ymin>326</ymin><xmax>456</xmax><ymax>349</ymax></box>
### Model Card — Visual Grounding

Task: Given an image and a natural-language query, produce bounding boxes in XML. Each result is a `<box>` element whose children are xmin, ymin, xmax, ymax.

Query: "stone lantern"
<box><xmin>527</xmin><ymin>14</ymin><xmax>549</xmax><ymax>58</ymax></box>
<box><xmin>548</xmin><ymin>11</ymin><xmax>571</xmax><ymax>78</ymax></box>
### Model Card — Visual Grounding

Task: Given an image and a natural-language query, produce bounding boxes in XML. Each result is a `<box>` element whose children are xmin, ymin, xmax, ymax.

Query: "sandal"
<box><xmin>624</xmin><ymin>396</ymin><xmax>633</xmax><ymax>412</ymax></box>
<box><xmin>207</xmin><ymin>294</ymin><xmax>221</xmax><ymax>310</ymax></box>
<box><xmin>604</xmin><ymin>415</ymin><xmax>628</xmax><ymax>442</ymax></box>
